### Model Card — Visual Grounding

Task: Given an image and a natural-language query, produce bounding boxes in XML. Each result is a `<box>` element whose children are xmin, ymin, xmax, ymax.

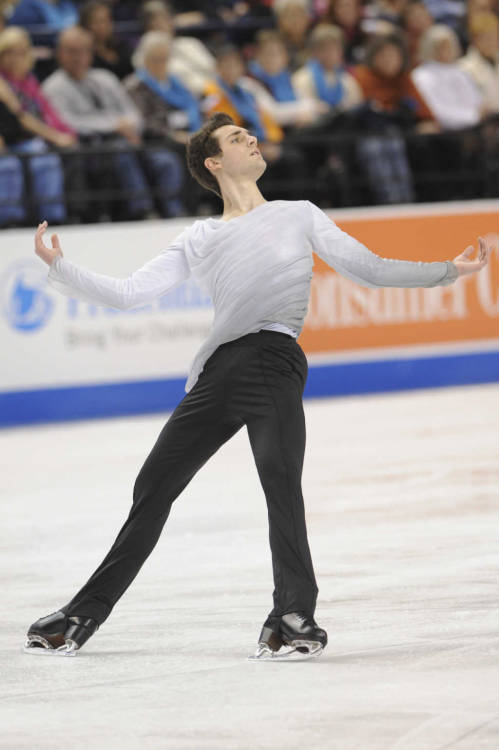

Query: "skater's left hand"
<box><xmin>34</xmin><ymin>221</ymin><xmax>64</xmax><ymax>267</ymax></box>
<box><xmin>452</xmin><ymin>237</ymin><xmax>493</xmax><ymax>277</ymax></box>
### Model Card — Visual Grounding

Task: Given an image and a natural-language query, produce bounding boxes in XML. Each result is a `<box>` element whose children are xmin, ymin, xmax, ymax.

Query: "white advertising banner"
<box><xmin>0</xmin><ymin>219</ymin><xmax>213</xmax><ymax>393</ymax></box>
<box><xmin>2</xmin><ymin>201</ymin><xmax>498</xmax><ymax>427</ymax></box>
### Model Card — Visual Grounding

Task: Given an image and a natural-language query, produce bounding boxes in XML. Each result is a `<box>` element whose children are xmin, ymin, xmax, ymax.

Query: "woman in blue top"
<box><xmin>124</xmin><ymin>31</ymin><xmax>202</xmax><ymax>216</ymax></box>
<box><xmin>124</xmin><ymin>30</ymin><xmax>202</xmax><ymax>147</ymax></box>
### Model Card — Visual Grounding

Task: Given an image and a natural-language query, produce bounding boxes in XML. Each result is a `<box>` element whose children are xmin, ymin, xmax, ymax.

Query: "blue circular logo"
<box><xmin>1</xmin><ymin>259</ymin><xmax>54</xmax><ymax>332</ymax></box>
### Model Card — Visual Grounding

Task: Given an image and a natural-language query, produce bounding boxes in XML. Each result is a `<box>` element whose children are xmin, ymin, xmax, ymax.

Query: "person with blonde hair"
<box><xmin>203</xmin><ymin>44</ymin><xmax>283</xmax><ymax>146</ymax></box>
<box><xmin>411</xmin><ymin>24</ymin><xmax>483</xmax><ymax>129</ymax></box>
<box><xmin>245</xmin><ymin>30</ymin><xmax>327</xmax><ymax>129</ymax></box>
<box><xmin>0</xmin><ymin>26</ymin><xmax>75</xmax><ymax>145</ymax></box>
<box><xmin>0</xmin><ymin>25</ymin><xmax>76</xmax><ymax>223</ymax></box>
<box><xmin>123</xmin><ymin>29</ymin><xmax>202</xmax><ymax>215</ymax></box>
<box><xmin>139</xmin><ymin>0</ymin><xmax>215</xmax><ymax>96</ymax></box>
<box><xmin>292</xmin><ymin>23</ymin><xmax>363</xmax><ymax>112</ymax></box>
<box><xmin>125</xmin><ymin>30</ymin><xmax>201</xmax><ymax>141</ymax></box>
<box><xmin>459</xmin><ymin>12</ymin><xmax>499</xmax><ymax>113</ymax></box>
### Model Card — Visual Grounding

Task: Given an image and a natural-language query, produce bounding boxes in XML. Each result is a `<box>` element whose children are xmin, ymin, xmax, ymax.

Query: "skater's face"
<box><xmin>204</xmin><ymin>125</ymin><xmax>267</xmax><ymax>187</ymax></box>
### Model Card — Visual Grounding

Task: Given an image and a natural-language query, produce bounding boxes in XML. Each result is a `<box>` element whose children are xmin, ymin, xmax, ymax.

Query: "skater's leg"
<box><xmin>244</xmin><ymin>335</ymin><xmax>319</xmax><ymax>619</ymax></box>
<box><xmin>60</xmin><ymin>364</ymin><xmax>244</xmax><ymax>625</ymax></box>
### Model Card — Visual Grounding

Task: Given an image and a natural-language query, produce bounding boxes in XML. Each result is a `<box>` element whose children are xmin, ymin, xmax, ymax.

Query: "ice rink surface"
<box><xmin>1</xmin><ymin>383</ymin><xmax>498</xmax><ymax>750</ymax></box>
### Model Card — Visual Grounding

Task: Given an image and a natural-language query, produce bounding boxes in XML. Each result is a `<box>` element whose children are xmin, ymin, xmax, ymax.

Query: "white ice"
<box><xmin>1</xmin><ymin>384</ymin><xmax>499</xmax><ymax>749</ymax></box>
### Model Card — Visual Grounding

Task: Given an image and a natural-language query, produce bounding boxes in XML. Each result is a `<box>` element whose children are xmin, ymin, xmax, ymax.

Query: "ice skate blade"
<box><xmin>22</xmin><ymin>636</ymin><xmax>77</xmax><ymax>657</ymax></box>
<box><xmin>248</xmin><ymin>640</ymin><xmax>324</xmax><ymax>661</ymax></box>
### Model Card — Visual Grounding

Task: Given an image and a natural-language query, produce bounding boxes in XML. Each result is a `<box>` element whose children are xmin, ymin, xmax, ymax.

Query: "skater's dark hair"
<box><xmin>186</xmin><ymin>113</ymin><xmax>235</xmax><ymax>198</ymax></box>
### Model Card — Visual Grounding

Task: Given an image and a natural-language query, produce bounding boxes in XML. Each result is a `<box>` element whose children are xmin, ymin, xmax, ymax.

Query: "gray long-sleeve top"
<box><xmin>42</xmin><ymin>68</ymin><xmax>142</xmax><ymax>136</ymax></box>
<box><xmin>46</xmin><ymin>200</ymin><xmax>459</xmax><ymax>391</ymax></box>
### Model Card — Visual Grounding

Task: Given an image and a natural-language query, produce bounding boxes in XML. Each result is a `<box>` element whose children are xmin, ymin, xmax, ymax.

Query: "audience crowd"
<box><xmin>0</xmin><ymin>0</ymin><xmax>497</xmax><ymax>225</ymax></box>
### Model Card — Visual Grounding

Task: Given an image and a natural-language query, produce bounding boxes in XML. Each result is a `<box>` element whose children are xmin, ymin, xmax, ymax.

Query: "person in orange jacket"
<box><xmin>352</xmin><ymin>32</ymin><xmax>438</xmax><ymax>131</ymax></box>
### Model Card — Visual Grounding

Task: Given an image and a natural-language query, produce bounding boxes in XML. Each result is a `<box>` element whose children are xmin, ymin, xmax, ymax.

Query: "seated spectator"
<box><xmin>459</xmin><ymin>12</ymin><xmax>499</xmax><ymax>115</ymax></box>
<box><xmin>0</xmin><ymin>26</ymin><xmax>74</xmax><ymax>140</ymax></box>
<box><xmin>292</xmin><ymin>24</ymin><xmax>364</xmax><ymax>113</ymax></box>
<box><xmin>402</xmin><ymin>0</ymin><xmax>434</xmax><ymax>67</ymax></box>
<box><xmin>245</xmin><ymin>30</ymin><xmax>327</xmax><ymax>129</ymax></box>
<box><xmin>139</xmin><ymin>0</ymin><xmax>215</xmax><ymax>96</ymax></box>
<box><xmin>0</xmin><ymin>26</ymin><xmax>76</xmax><ymax>223</ymax></box>
<box><xmin>0</xmin><ymin>96</ymin><xmax>28</xmax><ymax>226</ymax></box>
<box><xmin>353</xmin><ymin>33</ymin><xmax>435</xmax><ymax>126</ymax></box>
<box><xmin>203</xmin><ymin>44</ymin><xmax>283</xmax><ymax>144</ymax></box>
<box><xmin>324</xmin><ymin>0</ymin><xmax>367</xmax><ymax>64</ymax></box>
<box><xmin>0</xmin><ymin>77</ymin><xmax>38</xmax><ymax>225</ymax></box>
<box><xmin>272</xmin><ymin>0</ymin><xmax>313</xmax><ymax>70</ymax></box>
<box><xmin>352</xmin><ymin>33</ymin><xmax>438</xmax><ymax>203</ymax></box>
<box><xmin>124</xmin><ymin>30</ymin><xmax>201</xmax><ymax>144</ymax></box>
<box><xmin>43</xmin><ymin>25</ymin><xmax>184</xmax><ymax>219</ymax></box>
<box><xmin>203</xmin><ymin>44</ymin><xmax>311</xmax><ymax>200</ymax></box>
<box><xmin>461</xmin><ymin>0</ymin><xmax>495</xmax><ymax>43</ymax></box>
<box><xmin>7</xmin><ymin>0</ymin><xmax>78</xmax><ymax>31</ymax></box>
<box><xmin>411</xmin><ymin>24</ymin><xmax>483</xmax><ymax>129</ymax></box>
<box><xmin>79</xmin><ymin>0</ymin><xmax>133</xmax><ymax>80</ymax></box>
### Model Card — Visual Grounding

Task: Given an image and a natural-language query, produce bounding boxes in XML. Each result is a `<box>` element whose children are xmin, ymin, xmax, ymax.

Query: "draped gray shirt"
<box><xmin>47</xmin><ymin>200</ymin><xmax>459</xmax><ymax>392</ymax></box>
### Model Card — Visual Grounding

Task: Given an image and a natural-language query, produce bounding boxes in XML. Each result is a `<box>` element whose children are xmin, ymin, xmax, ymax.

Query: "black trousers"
<box><xmin>60</xmin><ymin>331</ymin><xmax>319</xmax><ymax>626</ymax></box>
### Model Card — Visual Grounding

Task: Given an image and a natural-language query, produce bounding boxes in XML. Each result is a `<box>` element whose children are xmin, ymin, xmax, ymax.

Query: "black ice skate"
<box><xmin>23</xmin><ymin>610</ymin><xmax>99</xmax><ymax>657</ymax></box>
<box><xmin>249</xmin><ymin>612</ymin><xmax>327</xmax><ymax>661</ymax></box>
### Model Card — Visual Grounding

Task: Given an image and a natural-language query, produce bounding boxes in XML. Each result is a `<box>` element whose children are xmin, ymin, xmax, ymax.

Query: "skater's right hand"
<box><xmin>452</xmin><ymin>236</ymin><xmax>493</xmax><ymax>277</ymax></box>
<box><xmin>34</xmin><ymin>221</ymin><xmax>64</xmax><ymax>267</ymax></box>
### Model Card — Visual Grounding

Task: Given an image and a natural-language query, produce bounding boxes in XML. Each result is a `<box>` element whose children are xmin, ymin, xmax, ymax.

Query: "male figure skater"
<box><xmin>24</xmin><ymin>113</ymin><xmax>491</xmax><ymax>660</ymax></box>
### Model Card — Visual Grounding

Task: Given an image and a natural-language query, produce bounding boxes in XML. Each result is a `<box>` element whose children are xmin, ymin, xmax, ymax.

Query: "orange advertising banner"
<box><xmin>301</xmin><ymin>203</ymin><xmax>499</xmax><ymax>355</ymax></box>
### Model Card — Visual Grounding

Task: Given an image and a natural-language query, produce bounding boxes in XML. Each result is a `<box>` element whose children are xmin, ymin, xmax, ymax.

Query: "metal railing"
<box><xmin>0</xmin><ymin>125</ymin><xmax>497</xmax><ymax>227</ymax></box>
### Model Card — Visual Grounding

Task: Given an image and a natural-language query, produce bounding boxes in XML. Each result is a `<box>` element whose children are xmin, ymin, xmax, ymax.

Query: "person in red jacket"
<box><xmin>349</xmin><ymin>32</ymin><xmax>439</xmax><ymax>203</ymax></box>
<box><xmin>352</xmin><ymin>32</ymin><xmax>437</xmax><ymax>129</ymax></box>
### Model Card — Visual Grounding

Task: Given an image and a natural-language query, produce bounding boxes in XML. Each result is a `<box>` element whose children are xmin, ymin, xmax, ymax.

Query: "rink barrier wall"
<box><xmin>1</xmin><ymin>349</ymin><xmax>499</xmax><ymax>427</ymax></box>
<box><xmin>1</xmin><ymin>200</ymin><xmax>498</xmax><ymax>427</ymax></box>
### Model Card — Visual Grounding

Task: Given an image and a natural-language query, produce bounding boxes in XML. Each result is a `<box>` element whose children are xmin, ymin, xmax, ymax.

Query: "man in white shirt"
<box><xmin>24</xmin><ymin>113</ymin><xmax>491</xmax><ymax>661</ymax></box>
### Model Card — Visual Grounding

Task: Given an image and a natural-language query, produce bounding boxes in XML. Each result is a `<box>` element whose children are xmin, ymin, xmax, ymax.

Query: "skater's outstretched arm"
<box><xmin>306</xmin><ymin>202</ymin><xmax>492</xmax><ymax>288</ymax></box>
<box><xmin>34</xmin><ymin>221</ymin><xmax>191</xmax><ymax>310</ymax></box>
